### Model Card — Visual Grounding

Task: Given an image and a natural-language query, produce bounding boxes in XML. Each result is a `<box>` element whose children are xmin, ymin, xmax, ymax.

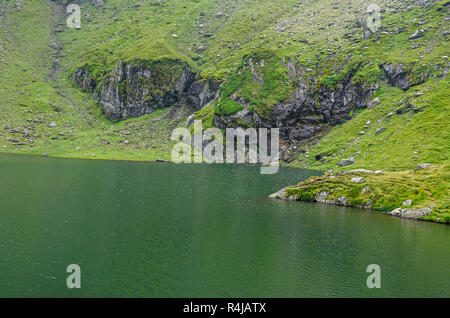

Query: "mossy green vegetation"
<box><xmin>194</xmin><ymin>104</ymin><xmax>215</xmax><ymax>129</ymax></box>
<box><xmin>216</xmin><ymin>49</ymin><xmax>292</xmax><ymax>117</ymax></box>
<box><xmin>284</xmin><ymin>165</ymin><xmax>449</xmax><ymax>224</ymax></box>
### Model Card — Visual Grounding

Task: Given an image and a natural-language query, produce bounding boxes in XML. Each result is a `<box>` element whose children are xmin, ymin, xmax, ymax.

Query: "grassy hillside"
<box><xmin>1</xmin><ymin>0</ymin><xmax>447</xmax><ymax>162</ymax></box>
<box><xmin>289</xmin><ymin>78</ymin><xmax>449</xmax><ymax>171</ymax></box>
<box><xmin>0</xmin><ymin>0</ymin><xmax>187</xmax><ymax>161</ymax></box>
<box><xmin>59</xmin><ymin>0</ymin><xmax>449</xmax><ymax>118</ymax></box>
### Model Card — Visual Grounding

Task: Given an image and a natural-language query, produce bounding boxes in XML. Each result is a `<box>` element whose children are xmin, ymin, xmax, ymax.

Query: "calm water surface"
<box><xmin>0</xmin><ymin>154</ymin><xmax>449</xmax><ymax>297</ymax></box>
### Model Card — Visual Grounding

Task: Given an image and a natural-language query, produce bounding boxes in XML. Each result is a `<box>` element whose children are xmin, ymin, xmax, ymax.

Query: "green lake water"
<box><xmin>0</xmin><ymin>154</ymin><xmax>449</xmax><ymax>297</ymax></box>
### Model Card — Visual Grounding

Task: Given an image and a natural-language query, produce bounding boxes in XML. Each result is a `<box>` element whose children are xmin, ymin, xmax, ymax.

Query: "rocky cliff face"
<box><xmin>214</xmin><ymin>60</ymin><xmax>379</xmax><ymax>143</ymax></box>
<box><xmin>74</xmin><ymin>60</ymin><xmax>219</xmax><ymax>122</ymax></box>
<box><xmin>74</xmin><ymin>54</ymin><xmax>436</xmax><ymax>147</ymax></box>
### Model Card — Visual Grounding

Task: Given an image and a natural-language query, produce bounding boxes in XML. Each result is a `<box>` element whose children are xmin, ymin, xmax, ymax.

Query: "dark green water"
<box><xmin>0</xmin><ymin>154</ymin><xmax>449</xmax><ymax>297</ymax></box>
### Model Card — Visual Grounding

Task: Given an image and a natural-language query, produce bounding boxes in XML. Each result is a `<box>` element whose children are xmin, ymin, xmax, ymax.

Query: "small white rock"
<box><xmin>403</xmin><ymin>200</ymin><xmax>412</xmax><ymax>206</ymax></box>
<box><xmin>351</xmin><ymin>177</ymin><xmax>365</xmax><ymax>183</ymax></box>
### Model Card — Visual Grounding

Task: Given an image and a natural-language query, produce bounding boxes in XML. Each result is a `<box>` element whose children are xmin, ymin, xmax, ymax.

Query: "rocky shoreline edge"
<box><xmin>269</xmin><ymin>186</ymin><xmax>435</xmax><ymax>221</ymax></box>
<box><xmin>269</xmin><ymin>164</ymin><xmax>449</xmax><ymax>224</ymax></box>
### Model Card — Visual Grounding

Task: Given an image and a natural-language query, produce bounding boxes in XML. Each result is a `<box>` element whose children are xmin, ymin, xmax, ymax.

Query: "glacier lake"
<box><xmin>0</xmin><ymin>154</ymin><xmax>449</xmax><ymax>297</ymax></box>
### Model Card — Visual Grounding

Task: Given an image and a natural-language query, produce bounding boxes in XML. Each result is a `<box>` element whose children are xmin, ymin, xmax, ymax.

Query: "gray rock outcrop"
<box><xmin>74</xmin><ymin>60</ymin><xmax>219</xmax><ymax>122</ymax></box>
<box><xmin>215</xmin><ymin>61</ymin><xmax>379</xmax><ymax>142</ymax></box>
<box><xmin>380</xmin><ymin>63</ymin><xmax>429</xmax><ymax>90</ymax></box>
<box><xmin>389</xmin><ymin>207</ymin><xmax>434</xmax><ymax>219</ymax></box>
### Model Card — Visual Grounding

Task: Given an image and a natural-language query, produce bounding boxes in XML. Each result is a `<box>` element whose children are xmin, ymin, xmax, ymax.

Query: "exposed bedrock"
<box><xmin>74</xmin><ymin>60</ymin><xmax>219</xmax><ymax>122</ymax></box>
<box><xmin>214</xmin><ymin>62</ymin><xmax>379</xmax><ymax>143</ymax></box>
<box><xmin>74</xmin><ymin>56</ymin><xmax>438</xmax><ymax>145</ymax></box>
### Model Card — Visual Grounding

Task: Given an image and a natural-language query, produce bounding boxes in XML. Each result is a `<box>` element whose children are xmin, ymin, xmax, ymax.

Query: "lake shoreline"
<box><xmin>2</xmin><ymin>151</ymin><xmax>447</xmax><ymax>225</ymax></box>
<box><xmin>269</xmin><ymin>165</ymin><xmax>449</xmax><ymax>225</ymax></box>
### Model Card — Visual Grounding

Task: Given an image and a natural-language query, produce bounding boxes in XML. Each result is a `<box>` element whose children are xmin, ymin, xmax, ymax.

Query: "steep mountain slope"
<box><xmin>0</xmin><ymin>1</ymin><xmax>448</xmax><ymax>185</ymax></box>
<box><xmin>0</xmin><ymin>0</ymin><xmax>187</xmax><ymax>160</ymax></box>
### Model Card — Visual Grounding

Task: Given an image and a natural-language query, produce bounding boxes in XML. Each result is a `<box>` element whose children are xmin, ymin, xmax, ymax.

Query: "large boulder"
<box><xmin>339</xmin><ymin>158</ymin><xmax>355</xmax><ymax>166</ymax></box>
<box><xmin>415</xmin><ymin>163</ymin><xmax>433</xmax><ymax>170</ymax></box>
<box><xmin>351</xmin><ymin>177</ymin><xmax>365</xmax><ymax>183</ymax></box>
<box><xmin>389</xmin><ymin>207</ymin><xmax>434</xmax><ymax>219</ymax></box>
<box><xmin>380</xmin><ymin>63</ymin><xmax>429</xmax><ymax>90</ymax></box>
<box><xmin>367</xmin><ymin>97</ymin><xmax>380</xmax><ymax>109</ymax></box>
<box><xmin>408</xmin><ymin>29</ymin><xmax>425</xmax><ymax>40</ymax></box>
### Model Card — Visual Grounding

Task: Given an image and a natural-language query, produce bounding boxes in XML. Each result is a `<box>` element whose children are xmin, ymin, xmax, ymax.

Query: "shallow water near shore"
<box><xmin>0</xmin><ymin>154</ymin><xmax>449</xmax><ymax>297</ymax></box>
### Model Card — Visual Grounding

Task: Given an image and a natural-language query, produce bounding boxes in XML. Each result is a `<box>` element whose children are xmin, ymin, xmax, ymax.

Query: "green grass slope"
<box><xmin>0</xmin><ymin>0</ymin><xmax>188</xmax><ymax>161</ymax></box>
<box><xmin>0</xmin><ymin>0</ymin><xmax>448</xmax><ymax>172</ymax></box>
<box><xmin>289</xmin><ymin>78</ymin><xmax>449</xmax><ymax>171</ymax></box>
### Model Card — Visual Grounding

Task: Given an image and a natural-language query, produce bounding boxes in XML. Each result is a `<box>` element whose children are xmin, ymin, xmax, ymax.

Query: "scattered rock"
<box><xmin>269</xmin><ymin>188</ymin><xmax>296</xmax><ymax>200</ymax></box>
<box><xmin>41</xmin><ymin>153</ymin><xmax>49</xmax><ymax>157</ymax></box>
<box><xmin>351</xmin><ymin>177</ymin><xmax>365</xmax><ymax>183</ymax></box>
<box><xmin>375</xmin><ymin>127</ymin><xmax>386</xmax><ymax>134</ymax></box>
<box><xmin>336</xmin><ymin>196</ymin><xmax>347</xmax><ymax>206</ymax></box>
<box><xmin>409</xmin><ymin>29</ymin><xmax>425</xmax><ymax>40</ymax></box>
<box><xmin>48</xmin><ymin>42</ymin><xmax>60</xmax><ymax>50</ymax></box>
<box><xmin>196</xmin><ymin>45</ymin><xmax>206</xmax><ymax>53</ymax></box>
<box><xmin>49</xmin><ymin>122</ymin><xmax>57</xmax><ymax>127</ymax></box>
<box><xmin>339</xmin><ymin>158</ymin><xmax>355</xmax><ymax>166</ymax></box>
<box><xmin>156</xmin><ymin>158</ymin><xmax>170</xmax><ymax>163</ymax></box>
<box><xmin>315</xmin><ymin>191</ymin><xmax>330</xmax><ymax>202</ymax></box>
<box><xmin>90</xmin><ymin>0</ymin><xmax>105</xmax><ymax>8</ymax></box>
<box><xmin>367</xmin><ymin>97</ymin><xmax>380</xmax><ymax>109</ymax></box>
<box><xmin>415</xmin><ymin>163</ymin><xmax>433</xmax><ymax>170</ymax></box>
<box><xmin>403</xmin><ymin>200</ymin><xmax>413</xmax><ymax>206</ymax></box>
<box><xmin>396</xmin><ymin>106</ymin><xmax>411</xmax><ymax>114</ymax></box>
